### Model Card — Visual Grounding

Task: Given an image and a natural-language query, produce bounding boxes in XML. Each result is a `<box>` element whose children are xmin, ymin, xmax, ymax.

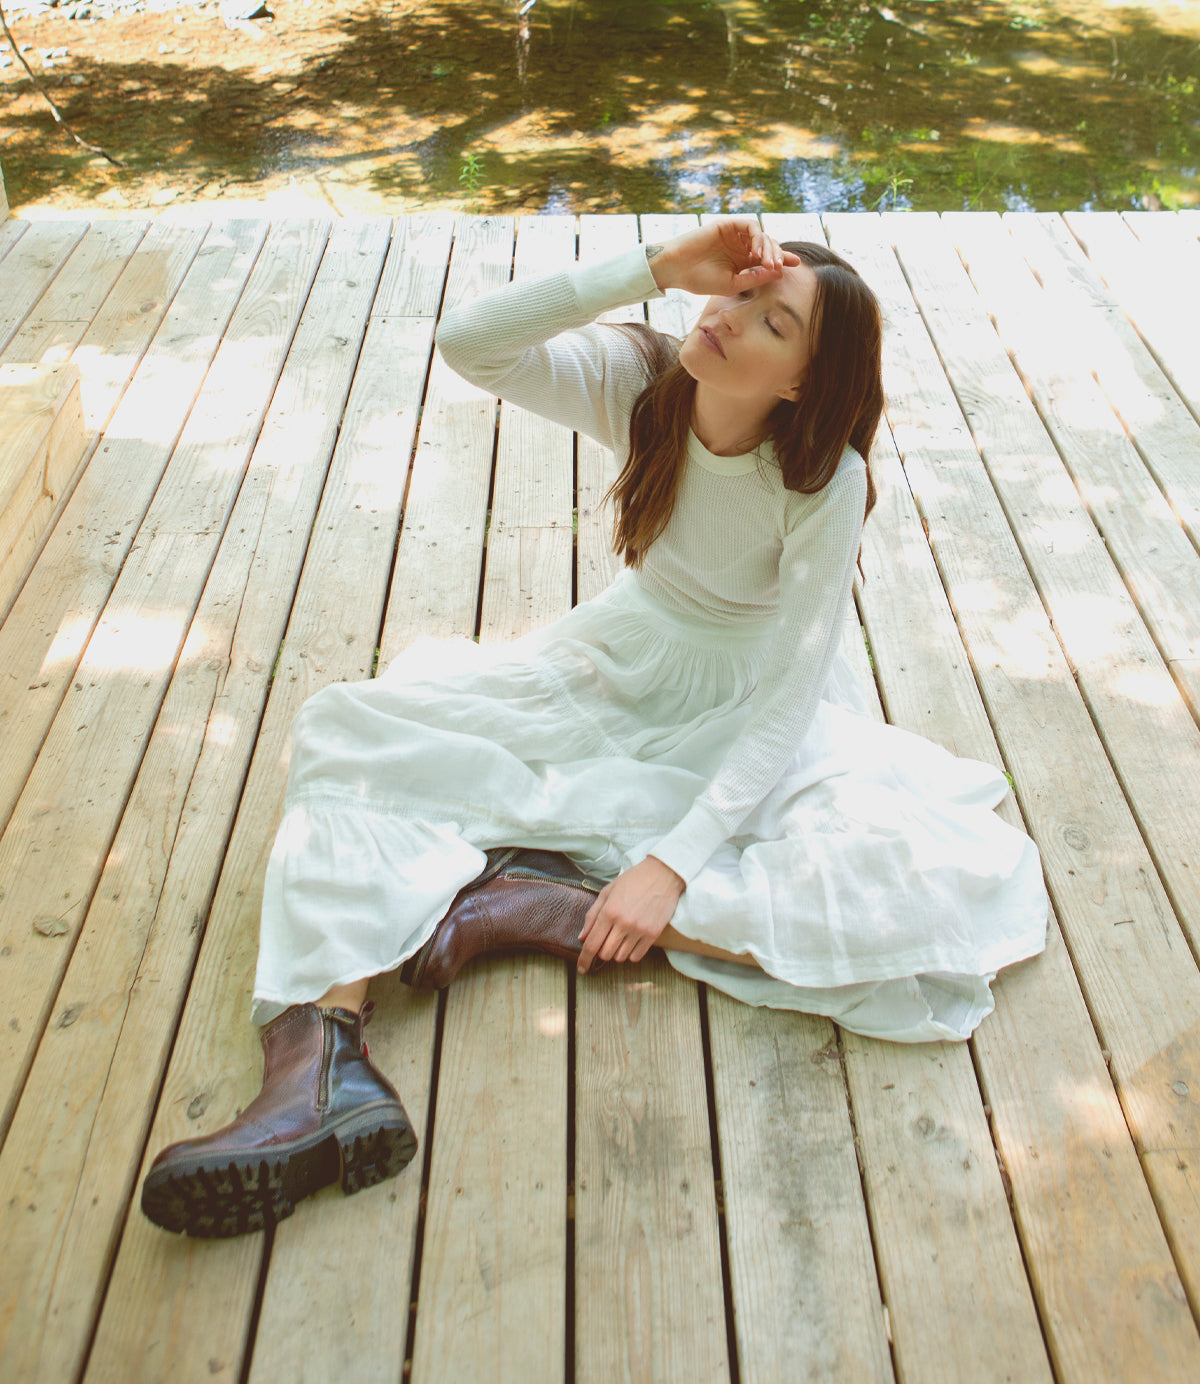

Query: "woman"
<box><xmin>141</xmin><ymin>220</ymin><xmax>1048</xmax><ymax>1238</ymax></box>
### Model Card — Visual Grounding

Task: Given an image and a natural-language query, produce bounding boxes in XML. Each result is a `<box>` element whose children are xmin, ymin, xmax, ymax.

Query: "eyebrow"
<box><xmin>770</xmin><ymin>300</ymin><xmax>807</xmax><ymax>333</ymax></box>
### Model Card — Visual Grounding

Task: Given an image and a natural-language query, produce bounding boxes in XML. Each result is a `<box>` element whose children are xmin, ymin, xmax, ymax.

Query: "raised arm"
<box><xmin>434</xmin><ymin>246</ymin><xmax>661</xmax><ymax>448</ymax></box>
<box><xmin>435</xmin><ymin>219</ymin><xmax>800</xmax><ymax>447</ymax></box>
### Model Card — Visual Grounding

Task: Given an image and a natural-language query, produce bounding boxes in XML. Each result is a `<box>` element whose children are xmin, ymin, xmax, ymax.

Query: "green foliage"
<box><xmin>459</xmin><ymin>151</ymin><xmax>485</xmax><ymax>195</ymax></box>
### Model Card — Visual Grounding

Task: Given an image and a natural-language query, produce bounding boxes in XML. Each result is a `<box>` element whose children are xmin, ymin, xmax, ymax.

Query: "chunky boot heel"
<box><xmin>141</xmin><ymin>1002</ymin><xmax>416</xmax><ymax>1238</ymax></box>
<box><xmin>339</xmin><ymin>1119</ymin><xmax>419</xmax><ymax>1195</ymax></box>
<box><xmin>401</xmin><ymin>848</ymin><xmax>608</xmax><ymax>990</ymax></box>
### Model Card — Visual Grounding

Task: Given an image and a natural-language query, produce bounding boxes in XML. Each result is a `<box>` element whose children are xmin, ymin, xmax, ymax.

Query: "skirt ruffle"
<box><xmin>254</xmin><ymin>573</ymin><xmax>1047</xmax><ymax>1040</ymax></box>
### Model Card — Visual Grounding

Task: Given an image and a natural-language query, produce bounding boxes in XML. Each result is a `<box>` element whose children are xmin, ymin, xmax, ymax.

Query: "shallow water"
<box><xmin>3</xmin><ymin>0</ymin><xmax>1198</xmax><ymax>214</ymax></box>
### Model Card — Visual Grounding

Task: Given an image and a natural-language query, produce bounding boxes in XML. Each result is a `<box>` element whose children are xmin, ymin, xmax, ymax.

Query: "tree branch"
<box><xmin>0</xmin><ymin>0</ymin><xmax>124</xmax><ymax>167</ymax></box>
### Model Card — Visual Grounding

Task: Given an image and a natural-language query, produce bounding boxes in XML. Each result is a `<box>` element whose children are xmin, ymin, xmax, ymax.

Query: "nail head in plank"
<box><xmin>0</xmin><ymin>362</ymin><xmax>86</xmax><ymax>618</ymax></box>
<box><xmin>0</xmin><ymin>218</ymin><xmax>302</xmax><ymax>838</ymax></box>
<box><xmin>576</xmin><ymin>960</ymin><xmax>730</xmax><ymax>1384</ymax></box>
<box><xmin>410</xmin><ymin>960</ymin><xmax>569</xmax><ymax>1384</ymax></box>
<box><xmin>707</xmin><ymin>997</ymin><xmax>893</xmax><ymax>1384</ymax></box>
<box><xmin>859</xmin><ymin>341</ymin><xmax>1200</xmax><ymax>1380</ymax></box>
<box><xmin>0</xmin><ymin>287</ymin><xmax>440</xmax><ymax>1384</ymax></box>
<box><xmin>1</xmin><ymin>219</ymin><xmax>149</xmax><ymax>368</ymax></box>
<box><xmin>829</xmin><ymin>212</ymin><xmax>1200</xmax><ymax>1319</ymax></box>
<box><xmin>0</xmin><ymin>220</ymin><xmax>90</xmax><ymax>355</ymax></box>
<box><xmin>80</xmin><ymin>222</ymin><xmax>398</xmax><ymax>1382</ymax></box>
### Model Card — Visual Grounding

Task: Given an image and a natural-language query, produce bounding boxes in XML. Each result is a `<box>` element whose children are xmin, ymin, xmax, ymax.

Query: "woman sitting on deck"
<box><xmin>140</xmin><ymin>218</ymin><xmax>1049</xmax><ymax>1239</ymax></box>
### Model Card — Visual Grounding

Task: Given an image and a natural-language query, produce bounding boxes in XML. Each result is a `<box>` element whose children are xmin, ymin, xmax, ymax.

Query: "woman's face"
<box><xmin>677</xmin><ymin>261</ymin><xmax>820</xmax><ymax>409</ymax></box>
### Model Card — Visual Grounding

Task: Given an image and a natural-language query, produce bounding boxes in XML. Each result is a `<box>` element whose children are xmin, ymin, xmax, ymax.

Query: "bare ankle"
<box><xmin>317</xmin><ymin>979</ymin><xmax>370</xmax><ymax>1011</ymax></box>
<box><xmin>658</xmin><ymin>926</ymin><xmax>760</xmax><ymax>969</ymax></box>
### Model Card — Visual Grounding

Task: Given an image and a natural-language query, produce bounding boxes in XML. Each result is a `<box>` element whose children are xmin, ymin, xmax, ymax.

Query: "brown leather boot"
<box><xmin>400</xmin><ymin>848</ymin><xmax>608</xmax><ymax>990</ymax></box>
<box><xmin>140</xmin><ymin>1002</ymin><xmax>417</xmax><ymax>1238</ymax></box>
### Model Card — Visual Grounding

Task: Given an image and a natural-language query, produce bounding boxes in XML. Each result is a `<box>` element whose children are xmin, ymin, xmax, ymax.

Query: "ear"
<box><xmin>777</xmin><ymin>367</ymin><xmax>807</xmax><ymax>403</ymax></box>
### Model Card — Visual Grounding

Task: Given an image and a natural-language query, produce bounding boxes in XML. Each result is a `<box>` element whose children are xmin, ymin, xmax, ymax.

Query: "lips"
<box><xmin>699</xmin><ymin>326</ymin><xmax>726</xmax><ymax>358</ymax></box>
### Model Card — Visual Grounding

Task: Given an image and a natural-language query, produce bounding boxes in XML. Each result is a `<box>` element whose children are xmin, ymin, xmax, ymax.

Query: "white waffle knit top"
<box><xmin>435</xmin><ymin>247</ymin><xmax>868</xmax><ymax>883</ymax></box>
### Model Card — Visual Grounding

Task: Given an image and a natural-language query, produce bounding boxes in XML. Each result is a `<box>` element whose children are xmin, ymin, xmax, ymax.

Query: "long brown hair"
<box><xmin>605</xmin><ymin>242</ymin><xmax>883</xmax><ymax>567</ymax></box>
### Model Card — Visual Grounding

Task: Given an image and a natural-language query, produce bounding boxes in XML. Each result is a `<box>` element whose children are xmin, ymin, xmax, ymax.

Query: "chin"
<box><xmin>677</xmin><ymin>335</ymin><xmax>709</xmax><ymax>384</ymax></box>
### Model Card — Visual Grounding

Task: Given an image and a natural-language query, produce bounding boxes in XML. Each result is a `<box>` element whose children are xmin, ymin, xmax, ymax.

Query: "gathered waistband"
<box><xmin>598</xmin><ymin>570</ymin><xmax>776</xmax><ymax>648</ymax></box>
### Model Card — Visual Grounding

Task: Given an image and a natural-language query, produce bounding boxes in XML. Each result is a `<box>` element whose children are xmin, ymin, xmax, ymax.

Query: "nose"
<box><xmin>716</xmin><ymin>300</ymin><xmax>742</xmax><ymax>332</ymax></box>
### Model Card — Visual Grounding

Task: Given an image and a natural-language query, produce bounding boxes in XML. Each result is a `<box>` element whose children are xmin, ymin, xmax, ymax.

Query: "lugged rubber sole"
<box><xmin>141</xmin><ymin>1107</ymin><xmax>418</xmax><ymax>1238</ymax></box>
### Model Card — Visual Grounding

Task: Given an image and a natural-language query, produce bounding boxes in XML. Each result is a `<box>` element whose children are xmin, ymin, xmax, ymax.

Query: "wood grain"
<box><xmin>1063</xmin><ymin>211</ymin><xmax>1200</xmax><ymax>425</ymax></box>
<box><xmin>81</xmin><ymin>219</ymin><xmax>395</xmax><ymax>1384</ymax></box>
<box><xmin>408</xmin><ymin>214</ymin><xmax>575</xmax><ymax>1384</ymax></box>
<box><xmin>0</xmin><ymin>217</ymin><xmax>281</xmax><ymax>838</ymax></box>
<box><xmin>0</xmin><ymin>219</ymin><xmax>92</xmax><ymax>353</ymax></box>
<box><xmin>828</xmin><ymin>212</ymin><xmax>1200</xmax><ymax>1362</ymax></box>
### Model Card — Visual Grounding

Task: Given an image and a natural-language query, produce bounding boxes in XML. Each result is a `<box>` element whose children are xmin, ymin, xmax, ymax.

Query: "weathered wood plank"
<box><xmin>481</xmin><ymin>217</ymin><xmax>577</xmax><ymax>640</ymax></box>
<box><xmin>240</xmin><ymin>216</ymin><xmax>456</xmax><ymax>1384</ymax></box>
<box><xmin>940</xmin><ymin>212</ymin><xmax>1200</xmax><ymax>729</ymax></box>
<box><xmin>1000</xmin><ymin>212</ymin><xmax>1200</xmax><ymax>564</ymax></box>
<box><xmin>372</xmin><ymin>211</ymin><xmax>457</xmax><ymax>318</ymax></box>
<box><xmin>81</xmin><ymin>218</ymin><xmax>395</xmax><ymax>1384</ymax></box>
<box><xmin>1063</xmin><ymin>211</ymin><xmax>1200</xmax><ymax>425</ymax></box>
<box><xmin>410</xmin><ymin>958</ymin><xmax>569</xmax><ymax>1384</ymax></box>
<box><xmin>576</xmin><ymin>959</ymin><xmax>730</xmax><ymax>1384</ymax></box>
<box><xmin>697</xmin><ymin>211</ymin><xmax>892</xmax><ymax>1384</ymax></box>
<box><xmin>0</xmin><ymin>220</ymin><xmax>91</xmax><ymax>353</ymax></box>
<box><xmin>0</xmin><ymin>362</ymin><xmax>86</xmax><ymax>620</ymax></box>
<box><xmin>576</xmin><ymin>213</ymin><xmax>642</xmax><ymax>603</ymax></box>
<box><xmin>0</xmin><ymin>219</ymin><xmax>285</xmax><ymax>839</ymax></box>
<box><xmin>0</xmin><ymin>219</ymin><xmax>148</xmax><ymax>368</ymax></box>
<box><xmin>408</xmin><ymin>214</ymin><xmax>576</xmax><ymax>1384</ymax></box>
<box><xmin>826</xmin><ymin>211</ymin><xmax>1200</xmax><ymax>1352</ymax></box>
<box><xmin>847</xmin><ymin>262</ymin><xmax>1199</xmax><ymax>1381</ymax></box>
<box><xmin>571</xmin><ymin>211</ymin><xmax>729</xmax><ymax>1384</ymax></box>
<box><xmin>381</xmin><ymin>216</ymin><xmax>516</xmax><ymax>651</ymax></box>
<box><xmin>706</xmin><ymin>995</ymin><xmax>894</xmax><ymax>1384</ymax></box>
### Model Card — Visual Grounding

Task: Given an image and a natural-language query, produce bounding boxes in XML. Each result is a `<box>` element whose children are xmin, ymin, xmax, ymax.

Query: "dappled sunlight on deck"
<box><xmin>2</xmin><ymin>207</ymin><xmax>1200</xmax><ymax>1384</ymax></box>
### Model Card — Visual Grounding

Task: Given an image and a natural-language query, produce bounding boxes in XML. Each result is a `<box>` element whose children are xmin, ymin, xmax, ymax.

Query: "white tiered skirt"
<box><xmin>254</xmin><ymin>573</ymin><xmax>1048</xmax><ymax>1041</ymax></box>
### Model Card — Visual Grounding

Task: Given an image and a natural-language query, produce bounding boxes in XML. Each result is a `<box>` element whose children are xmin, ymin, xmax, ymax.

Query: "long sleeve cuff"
<box><xmin>643</xmin><ymin>800</ymin><xmax>730</xmax><ymax>884</ymax></box>
<box><xmin>572</xmin><ymin>245</ymin><xmax>664</xmax><ymax>318</ymax></box>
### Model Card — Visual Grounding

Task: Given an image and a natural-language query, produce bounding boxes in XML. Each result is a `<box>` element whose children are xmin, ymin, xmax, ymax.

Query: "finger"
<box><xmin>598</xmin><ymin>925</ymin><xmax>630</xmax><ymax>964</ymax></box>
<box><xmin>579</xmin><ymin>908</ymin><xmax>613</xmax><ymax>972</ymax></box>
<box><xmin>581</xmin><ymin>883</ymin><xmax>611</xmax><ymax>938</ymax></box>
<box><xmin>578</xmin><ymin>925</ymin><xmax>601</xmax><ymax>973</ymax></box>
<box><xmin>734</xmin><ymin>261</ymin><xmax>778</xmax><ymax>282</ymax></box>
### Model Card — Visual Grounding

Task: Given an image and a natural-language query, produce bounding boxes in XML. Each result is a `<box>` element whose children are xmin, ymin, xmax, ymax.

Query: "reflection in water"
<box><xmin>3</xmin><ymin>0</ymin><xmax>1198</xmax><ymax>213</ymax></box>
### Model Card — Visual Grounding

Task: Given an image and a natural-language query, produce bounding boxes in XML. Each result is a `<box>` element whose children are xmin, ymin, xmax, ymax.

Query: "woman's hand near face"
<box><xmin>647</xmin><ymin>219</ymin><xmax>801</xmax><ymax>297</ymax></box>
<box><xmin>578</xmin><ymin>856</ymin><xmax>685</xmax><ymax>973</ymax></box>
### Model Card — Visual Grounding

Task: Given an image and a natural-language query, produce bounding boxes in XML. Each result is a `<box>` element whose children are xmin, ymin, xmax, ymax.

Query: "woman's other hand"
<box><xmin>578</xmin><ymin>856</ymin><xmax>685</xmax><ymax>973</ymax></box>
<box><xmin>647</xmin><ymin>219</ymin><xmax>801</xmax><ymax>297</ymax></box>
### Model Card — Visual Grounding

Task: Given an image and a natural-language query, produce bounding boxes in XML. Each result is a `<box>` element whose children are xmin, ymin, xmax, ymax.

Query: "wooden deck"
<box><xmin>1</xmin><ymin>207</ymin><xmax>1199</xmax><ymax>1383</ymax></box>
